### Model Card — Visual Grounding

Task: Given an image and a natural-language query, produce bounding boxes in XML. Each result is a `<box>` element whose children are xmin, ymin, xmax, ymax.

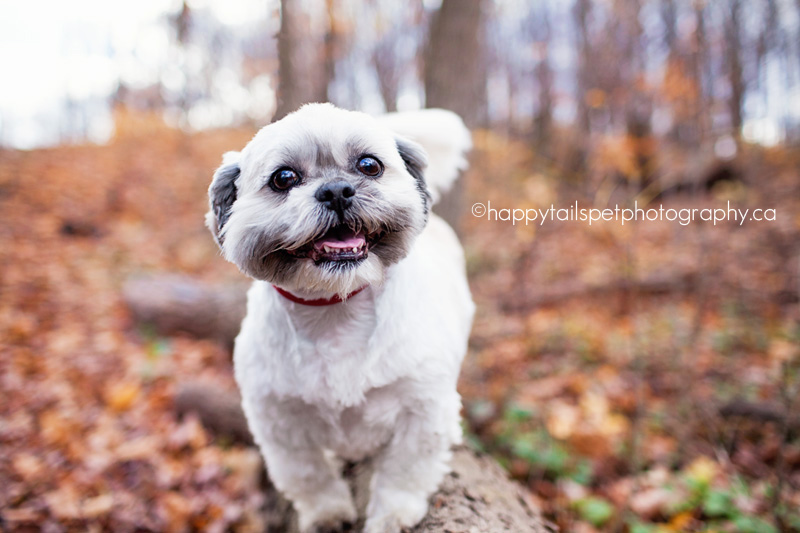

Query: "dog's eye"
<box><xmin>270</xmin><ymin>168</ymin><xmax>301</xmax><ymax>191</ymax></box>
<box><xmin>356</xmin><ymin>156</ymin><xmax>383</xmax><ymax>177</ymax></box>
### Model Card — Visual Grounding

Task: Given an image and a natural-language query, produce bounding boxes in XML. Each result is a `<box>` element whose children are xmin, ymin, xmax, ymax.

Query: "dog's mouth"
<box><xmin>286</xmin><ymin>224</ymin><xmax>387</xmax><ymax>264</ymax></box>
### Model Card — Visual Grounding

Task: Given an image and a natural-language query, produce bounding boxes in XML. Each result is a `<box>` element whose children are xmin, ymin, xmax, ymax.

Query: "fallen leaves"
<box><xmin>461</xmin><ymin>134</ymin><xmax>800</xmax><ymax>531</ymax></box>
<box><xmin>629</xmin><ymin>487</ymin><xmax>677</xmax><ymax>519</ymax></box>
<box><xmin>81</xmin><ymin>494</ymin><xmax>115</xmax><ymax>518</ymax></box>
<box><xmin>0</xmin><ymin>123</ymin><xmax>262</xmax><ymax>531</ymax></box>
<box><xmin>105</xmin><ymin>381</ymin><xmax>142</xmax><ymax>412</ymax></box>
<box><xmin>11</xmin><ymin>453</ymin><xmax>47</xmax><ymax>483</ymax></box>
<box><xmin>2</xmin><ymin>116</ymin><xmax>799</xmax><ymax>532</ymax></box>
<box><xmin>43</xmin><ymin>487</ymin><xmax>83</xmax><ymax>521</ymax></box>
<box><xmin>684</xmin><ymin>456</ymin><xmax>720</xmax><ymax>487</ymax></box>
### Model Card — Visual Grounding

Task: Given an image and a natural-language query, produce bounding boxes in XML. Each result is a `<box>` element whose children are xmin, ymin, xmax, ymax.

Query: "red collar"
<box><xmin>272</xmin><ymin>285</ymin><xmax>368</xmax><ymax>306</ymax></box>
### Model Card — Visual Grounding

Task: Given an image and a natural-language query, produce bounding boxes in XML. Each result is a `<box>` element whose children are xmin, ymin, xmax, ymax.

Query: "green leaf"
<box><xmin>575</xmin><ymin>497</ymin><xmax>614</xmax><ymax>527</ymax></box>
<box><xmin>733</xmin><ymin>515</ymin><xmax>777</xmax><ymax>533</ymax></box>
<box><xmin>510</xmin><ymin>434</ymin><xmax>540</xmax><ymax>463</ymax></box>
<box><xmin>463</xmin><ymin>432</ymin><xmax>486</xmax><ymax>453</ymax></box>
<box><xmin>540</xmin><ymin>445</ymin><xmax>569</xmax><ymax>473</ymax></box>
<box><xmin>504</xmin><ymin>404</ymin><xmax>534</xmax><ymax>423</ymax></box>
<box><xmin>702</xmin><ymin>489</ymin><xmax>734</xmax><ymax>518</ymax></box>
<box><xmin>628</xmin><ymin>521</ymin><xmax>655</xmax><ymax>533</ymax></box>
<box><xmin>568</xmin><ymin>459</ymin><xmax>593</xmax><ymax>485</ymax></box>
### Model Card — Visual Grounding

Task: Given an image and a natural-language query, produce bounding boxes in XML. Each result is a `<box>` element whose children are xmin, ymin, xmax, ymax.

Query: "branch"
<box><xmin>718</xmin><ymin>399</ymin><xmax>800</xmax><ymax>430</ymax></box>
<box><xmin>503</xmin><ymin>270</ymin><xmax>698</xmax><ymax>311</ymax></box>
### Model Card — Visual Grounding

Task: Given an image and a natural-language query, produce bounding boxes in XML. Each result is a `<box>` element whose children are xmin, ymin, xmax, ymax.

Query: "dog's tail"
<box><xmin>378</xmin><ymin>109</ymin><xmax>471</xmax><ymax>205</ymax></box>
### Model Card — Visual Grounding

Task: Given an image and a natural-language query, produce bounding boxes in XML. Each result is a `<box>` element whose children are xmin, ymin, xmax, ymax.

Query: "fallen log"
<box><xmin>719</xmin><ymin>399</ymin><xmax>800</xmax><ymax>431</ymax></box>
<box><xmin>123</xmin><ymin>275</ymin><xmax>248</xmax><ymax>344</ymax></box>
<box><xmin>175</xmin><ymin>382</ymin><xmax>552</xmax><ymax>533</ymax></box>
<box><xmin>503</xmin><ymin>270</ymin><xmax>699</xmax><ymax>312</ymax></box>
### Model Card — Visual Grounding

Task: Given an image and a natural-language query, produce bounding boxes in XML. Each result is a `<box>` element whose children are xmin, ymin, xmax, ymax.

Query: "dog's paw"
<box><xmin>362</xmin><ymin>515</ymin><xmax>402</xmax><ymax>533</ymax></box>
<box><xmin>364</xmin><ymin>489</ymin><xmax>428</xmax><ymax>533</ymax></box>
<box><xmin>295</xmin><ymin>481</ymin><xmax>357</xmax><ymax>533</ymax></box>
<box><xmin>298</xmin><ymin>505</ymin><xmax>356</xmax><ymax>533</ymax></box>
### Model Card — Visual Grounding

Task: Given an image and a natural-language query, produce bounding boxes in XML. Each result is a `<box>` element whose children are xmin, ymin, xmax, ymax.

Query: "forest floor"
<box><xmin>1</xmin><ymin>114</ymin><xmax>799</xmax><ymax>532</ymax></box>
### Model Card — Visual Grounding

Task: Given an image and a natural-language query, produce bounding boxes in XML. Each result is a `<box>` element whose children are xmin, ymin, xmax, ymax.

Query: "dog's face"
<box><xmin>206</xmin><ymin>103</ymin><xmax>431</xmax><ymax>296</ymax></box>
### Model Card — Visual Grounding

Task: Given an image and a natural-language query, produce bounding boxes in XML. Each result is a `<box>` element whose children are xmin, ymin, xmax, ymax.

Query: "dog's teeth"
<box><xmin>324</xmin><ymin>246</ymin><xmax>331</xmax><ymax>253</ymax></box>
<box><xmin>353</xmin><ymin>247</ymin><xmax>358</xmax><ymax>253</ymax></box>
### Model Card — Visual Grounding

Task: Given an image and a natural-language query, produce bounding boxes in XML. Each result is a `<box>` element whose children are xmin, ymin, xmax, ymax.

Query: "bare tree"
<box><xmin>423</xmin><ymin>0</ymin><xmax>488</xmax><ymax>128</ymax></box>
<box><xmin>660</xmin><ymin>0</ymin><xmax>686</xmax><ymax>144</ymax></box>
<box><xmin>572</xmin><ymin>0</ymin><xmax>593</xmax><ymax>136</ymax></box>
<box><xmin>723</xmin><ymin>0</ymin><xmax>745</xmax><ymax>137</ymax></box>
<box><xmin>373</xmin><ymin>36</ymin><xmax>401</xmax><ymax>113</ymax></box>
<box><xmin>524</xmin><ymin>7</ymin><xmax>554</xmax><ymax>155</ymax></box>
<box><xmin>621</xmin><ymin>0</ymin><xmax>655</xmax><ymax>191</ymax></box>
<box><xmin>422</xmin><ymin>0</ymin><xmax>487</xmax><ymax>231</ymax></box>
<box><xmin>567</xmin><ymin>0</ymin><xmax>595</xmax><ymax>179</ymax></box>
<box><xmin>275</xmin><ymin>0</ymin><xmax>326</xmax><ymax>120</ymax></box>
<box><xmin>691</xmin><ymin>0</ymin><xmax>712</xmax><ymax>144</ymax></box>
<box><xmin>321</xmin><ymin>0</ymin><xmax>348</xmax><ymax>104</ymax></box>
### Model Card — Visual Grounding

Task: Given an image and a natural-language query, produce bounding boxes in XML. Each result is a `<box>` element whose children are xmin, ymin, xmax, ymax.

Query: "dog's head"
<box><xmin>206</xmin><ymin>103</ymin><xmax>431</xmax><ymax>297</ymax></box>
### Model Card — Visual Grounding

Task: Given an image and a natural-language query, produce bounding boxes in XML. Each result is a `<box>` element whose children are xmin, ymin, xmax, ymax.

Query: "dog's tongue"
<box><xmin>313</xmin><ymin>226</ymin><xmax>366</xmax><ymax>251</ymax></box>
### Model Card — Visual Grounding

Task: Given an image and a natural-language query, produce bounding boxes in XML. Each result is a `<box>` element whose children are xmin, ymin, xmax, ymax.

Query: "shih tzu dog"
<box><xmin>206</xmin><ymin>103</ymin><xmax>474</xmax><ymax>533</ymax></box>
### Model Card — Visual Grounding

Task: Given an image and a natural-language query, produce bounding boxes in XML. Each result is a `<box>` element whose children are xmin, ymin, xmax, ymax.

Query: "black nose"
<box><xmin>315</xmin><ymin>180</ymin><xmax>355</xmax><ymax>217</ymax></box>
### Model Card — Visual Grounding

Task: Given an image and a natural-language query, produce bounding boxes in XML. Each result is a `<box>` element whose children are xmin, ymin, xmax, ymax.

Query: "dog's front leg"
<box><xmin>363</xmin><ymin>392</ymin><xmax>462</xmax><ymax>533</ymax></box>
<box><xmin>243</xmin><ymin>399</ymin><xmax>356</xmax><ymax>533</ymax></box>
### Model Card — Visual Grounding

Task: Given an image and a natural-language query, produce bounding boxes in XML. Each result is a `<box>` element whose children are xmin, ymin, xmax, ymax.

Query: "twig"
<box><xmin>718</xmin><ymin>399</ymin><xmax>799</xmax><ymax>429</ymax></box>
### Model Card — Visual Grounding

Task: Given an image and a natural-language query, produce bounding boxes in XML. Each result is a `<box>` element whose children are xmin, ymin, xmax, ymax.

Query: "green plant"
<box><xmin>573</xmin><ymin>496</ymin><xmax>614</xmax><ymax>527</ymax></box>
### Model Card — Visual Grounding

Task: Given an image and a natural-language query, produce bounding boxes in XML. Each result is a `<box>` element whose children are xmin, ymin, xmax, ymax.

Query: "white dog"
<box><xmin>206</xmin><ymin>103</ymin><xmax>474</xmax><ymax>533</ymax></box>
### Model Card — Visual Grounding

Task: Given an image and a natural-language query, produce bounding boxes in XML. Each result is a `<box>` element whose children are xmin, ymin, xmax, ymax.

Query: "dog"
<box><xmin>206</xmin><ymin>103</ymin><xmax>474</xmax><ymax>533</ymax></box>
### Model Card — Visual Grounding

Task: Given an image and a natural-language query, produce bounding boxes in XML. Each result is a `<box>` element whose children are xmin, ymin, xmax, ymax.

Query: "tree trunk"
<box><xmin>691</xmin><ymin>2</ymin><xmax>712</xmax><ymax>145</ymax></box>
<box><xmin>321</xmin><ymin>0</ymin><xmax>344</xmax><ymax>104</ymax></box>
<box><xmin>572</xmin><ymin>0</ymin><xmax>592</xmax><ymax>136</ymax></box>
<box><xmin>274</xmin><ymin>0</ymin><xmax>326</xmax><ymax>120</ymax></box>
<box><xmin>373</xmin><ymin>40</ymin><xmax>400</xmax><ymax>113</ymax></box>
<box><xmin>522</xmin><ymin>5</ymin><xmax>554</xmax><ymax>155</ymax></box>
<box><xmin>423</xmin><ymin>0</ymin><xmax>487</xmax><ymax>129</ymax></box>
<box><xmin>423</xmin><ymin>0</ymin><xmax>486</xmax><ymax>234</ymax></box>
<box><xmin>724</xmin><ymin>0</ymin><xmax>745</xmax><ymax>137</ymax></box>
<box><xmin>568</xmin><ymin>0</ymin><xmax>593</xmax><ymax>180</ymax></box>
<box><xmin>533</xmin><ymin>47</ymin><xmax>553</xmax><ymax>156</ymax></box>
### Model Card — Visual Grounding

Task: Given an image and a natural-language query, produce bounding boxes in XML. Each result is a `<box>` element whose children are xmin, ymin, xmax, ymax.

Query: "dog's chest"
<box><xmin>290</xmin><ymin>304</ymin><xmax>385</xmax><ymax>404</ymax></box>
<box><xmin>316</xmin><ymin>383</ymin><xmax>405</xmax><ymax>460</ymax></box>
<box><xmin>237</xmin><ymin>288</ymin><xmax>407</xmax><ymax>408</ymax></box>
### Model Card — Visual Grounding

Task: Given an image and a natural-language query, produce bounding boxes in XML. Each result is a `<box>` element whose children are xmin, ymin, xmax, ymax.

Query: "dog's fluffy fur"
<box><xmin>206</xmin><ymin>104</ymin><xmax>474</xmax><ymax>533</ymax></box>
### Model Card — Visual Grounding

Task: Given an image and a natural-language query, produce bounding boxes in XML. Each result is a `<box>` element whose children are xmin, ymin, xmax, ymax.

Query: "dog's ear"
<box><xmin>207</xmin><ymin>151</ymin><xmax>241</xmax><ymax>247</ymax></box>
<box><xmin>395</xmin><ymin>137</ymin><xmax>432</xmax><ymax>211</ymax></box>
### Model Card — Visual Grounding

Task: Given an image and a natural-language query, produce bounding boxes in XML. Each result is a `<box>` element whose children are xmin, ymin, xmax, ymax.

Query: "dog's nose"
<box><xmin>315</xmin><ymin>180</ymin><xmax>355</xmax><ymax>217</ymax></box>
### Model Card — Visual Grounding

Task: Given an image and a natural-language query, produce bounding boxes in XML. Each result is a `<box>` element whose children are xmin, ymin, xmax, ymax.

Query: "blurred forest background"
<box><xmin>2</xmin><ymin>0</ymin><xmax>800</xmax><ymax>531</ymax></box>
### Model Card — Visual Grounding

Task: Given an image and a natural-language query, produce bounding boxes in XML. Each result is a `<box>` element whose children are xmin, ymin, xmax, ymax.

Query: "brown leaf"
<box><xmin>629</xmin><ymin>487</ymin><xmax>675</xmax><ymax>519</ymax></box>
<box><xmin>82</xmin><ymin>494</ymin><xmax>114</xmax><ymax>518</ymax></box>
<box><xmin>44</xmin><ymin>487</ymin><xmax>82</xmax><ymax>521</ymax></box>
<box><xmin>106</xmin><ymin>381</ymin><xmax>141</xmax><ymax>412</ymax></box>
<box><xmin>12</xmin><ymin>452</ymin><xmax>46</xmax><ymax>482</ymax></box>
